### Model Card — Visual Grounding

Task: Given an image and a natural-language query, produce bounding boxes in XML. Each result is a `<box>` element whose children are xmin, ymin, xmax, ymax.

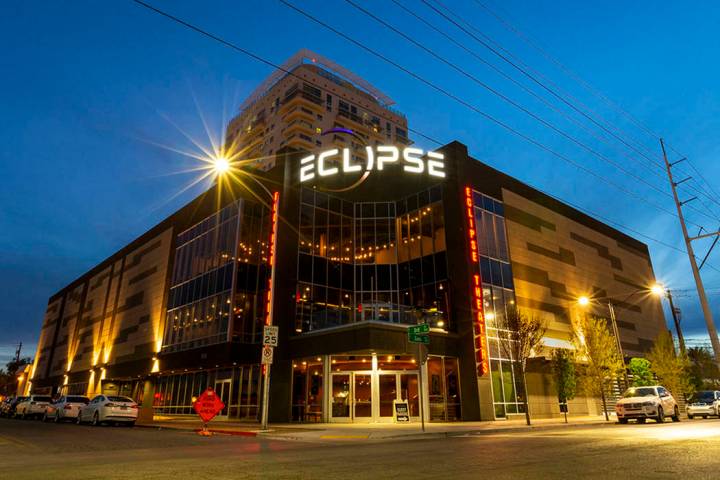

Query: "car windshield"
<box><xmin>67</xmin><ymin>396</ymin><xmax>89</xmax><ymax>404</ymax></box>
<box><xmin>622</xmin><ymin>387</ymin><xmax>656</xmax><ymax>398</ymax></box>
<box><xmin>33</xmin><ymin>396</ymin><xmax>52</xmax><ymax>402</ymax></box>
<box><xmin>107</xmin><ymin>396</ymin><xmax>134</xmax><ymax>403</ymax></box>
<box><xmin>692</xmin><ymin>391</ymin><xmax>716</xmax><ymax>401</ymax></box>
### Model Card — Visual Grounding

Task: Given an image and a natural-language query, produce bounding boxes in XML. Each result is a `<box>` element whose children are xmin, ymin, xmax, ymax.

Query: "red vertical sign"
<box><xmin>263</xmin><ymin>191</ymin><xmax>280</xmax><ymax>375</ymax></box>
<box><xmin>464</xmin><ymin>186</ymin><xmax>489</xmax><ymax>376</ymax></box>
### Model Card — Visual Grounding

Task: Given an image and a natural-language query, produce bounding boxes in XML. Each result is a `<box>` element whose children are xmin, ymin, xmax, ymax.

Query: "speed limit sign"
<box><xmin>263</xmin><ymin>325</ymin><xmax>279</xmax><ymax>347</ymax></box>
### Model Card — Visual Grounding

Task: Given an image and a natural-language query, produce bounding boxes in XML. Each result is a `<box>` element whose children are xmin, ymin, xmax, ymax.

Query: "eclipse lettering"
<box><xmin>299</xmin><ymin>146</ymin><xmax>446</xmax><ymax>183</ymax></box>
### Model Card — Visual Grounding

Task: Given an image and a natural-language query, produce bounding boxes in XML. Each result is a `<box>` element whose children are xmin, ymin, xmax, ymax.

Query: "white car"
<box><xmin>14</xmin><ymin>395</ymin><xmax>52</xmax><ymax>419</ymax></box>
<box><xmin>42</xmin><ymin>395</ymin><xmax>90</xmax><ymax>422</ymax></box>
<box><xmin>77</xmin><ymin>395</ymin><xmax>138</xmax><ymax>426</ymax></box>
<box><xmin>615</xmin><ymin>386</ymin><xmax>680</xmax><ymax>424</ymax></box>
<box><xmin>687</xmin><ymin>390</ymin><xmax>720</xmax><ymax>419</ymax></box>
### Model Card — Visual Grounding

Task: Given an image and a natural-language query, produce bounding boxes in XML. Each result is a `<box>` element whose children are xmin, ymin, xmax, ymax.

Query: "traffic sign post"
<box><xmin>408</xmin><ymin>323</ymin><xmax>429</xmax><ymax>432</ymax></box>
<box><xmin>263</xmin><ymin>325</ymin><xmax>279</xmax><ymax>347</ymax></box>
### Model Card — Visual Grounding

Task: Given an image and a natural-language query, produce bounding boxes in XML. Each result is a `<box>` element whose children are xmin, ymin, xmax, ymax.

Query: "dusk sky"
<box><xmin>3</xmin><ymin>0</ymin><xmax>720</xmax><ymax>364</ymax></box>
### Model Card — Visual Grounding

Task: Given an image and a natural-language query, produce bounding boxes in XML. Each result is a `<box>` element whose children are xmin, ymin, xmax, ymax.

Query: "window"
<box><xmin>326</xmin><ymin>94</ymin><xmax>332</xmax><ymax>111</ymax></box>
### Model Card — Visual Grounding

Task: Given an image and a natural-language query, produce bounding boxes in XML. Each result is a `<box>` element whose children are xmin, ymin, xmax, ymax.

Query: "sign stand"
<box><xmin>193</xmin><ymin>387</ymin><xmax>225</xmax><ymax>437</ymax></box>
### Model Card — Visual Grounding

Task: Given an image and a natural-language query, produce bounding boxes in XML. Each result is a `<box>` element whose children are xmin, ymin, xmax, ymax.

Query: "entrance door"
<box><xmin>330</xmin><ymin>374</ymin><xmax>351</xmax><ymax>421</ymax></box>
<box><xmin>214</xmin><ymin>380</ymin><xmax>231</xmax><ymax>418</ymax></box>
<box><xmin>354</xmin><ymin>374</ymin><xmax>372</xmax><ymax>419</ymax></box>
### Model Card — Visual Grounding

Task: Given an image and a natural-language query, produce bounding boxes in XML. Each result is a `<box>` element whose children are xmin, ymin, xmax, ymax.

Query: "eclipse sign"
<box><xmin>299</xmin><ymin>146</ymin><xmax>446</xmax><ymax>184</ymax></box>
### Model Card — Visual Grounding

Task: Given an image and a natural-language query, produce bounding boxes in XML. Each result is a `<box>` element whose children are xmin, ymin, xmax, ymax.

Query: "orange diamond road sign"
<box><xmin>194</xmin><ymin>387</ymin><xmax>225</xmax><ymax>423</ymax></box>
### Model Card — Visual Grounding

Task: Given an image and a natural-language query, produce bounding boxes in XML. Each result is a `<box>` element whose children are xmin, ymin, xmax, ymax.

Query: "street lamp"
<box><xmin>650</xmin><ymin>283</ymin><xmax>685</xmax><ymax>354</ymax></box>
<box><xmin>213</xmin><ymin>156</ymin><xmax>230</xmax><ymax>174</ymax></box>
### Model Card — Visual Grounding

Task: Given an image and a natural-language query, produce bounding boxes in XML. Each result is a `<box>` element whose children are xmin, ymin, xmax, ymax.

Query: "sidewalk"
<box><xmin>137</xmin><ymin>414</ymin><xmax>615</xmax><ymax>441</ymax></box>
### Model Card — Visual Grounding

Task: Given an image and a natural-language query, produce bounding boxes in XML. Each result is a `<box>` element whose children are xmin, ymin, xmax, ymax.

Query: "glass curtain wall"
<box><xmin>163</xmin><ymin>200</ymin><xmax>270</xmax><ymax>353</ymax></box>
<box><xmin>153</xmin><ymin>365</ymin><xmax>262</xmax><ymax>420</ymax></box>
<box><xmin>295</xmin><ymin>185</ymin><xmax>448</xmax><ymax>333</ymax></box>
<box><xmin>472</xmin><ymin>190</ymin><xmax>525</xmax><ymax>418</ymax></box>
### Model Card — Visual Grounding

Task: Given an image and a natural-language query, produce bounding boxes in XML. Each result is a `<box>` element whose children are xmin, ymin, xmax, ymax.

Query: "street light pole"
<box><xmin>606</xmin><ymin>302</ymin><xmax>628</xmax><ymax>387</ymax></box>
<box><xmin>665</xmin><ymin>289</ymin><xmax>686</xmax><ymax>354</ymax></box>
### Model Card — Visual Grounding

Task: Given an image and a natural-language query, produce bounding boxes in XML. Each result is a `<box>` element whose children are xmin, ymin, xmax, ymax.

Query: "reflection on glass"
<box><xmin>331</xmin><ymin>374</ymin><xmax>350</xmax><ymax>418</ymax></box>
<box><xmin>400</xmin><ymin>374</ymin><xmax>419</xmax><ymax>417</ymax></box>
<box><xmin>354</xmin><ymin>374</ymin><xmax>372</xmax><ymax>417</ymax></box>
<box><xmin>379</xmin><ymin>374</ymin><xmax>397</xmax><ymax>417</ymax></box>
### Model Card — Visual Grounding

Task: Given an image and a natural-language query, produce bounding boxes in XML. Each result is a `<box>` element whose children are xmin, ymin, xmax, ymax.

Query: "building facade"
<box><xmin>27</xmin><ymin>53</ymin><xmax>667</xmax><ymax>424</ymax></box>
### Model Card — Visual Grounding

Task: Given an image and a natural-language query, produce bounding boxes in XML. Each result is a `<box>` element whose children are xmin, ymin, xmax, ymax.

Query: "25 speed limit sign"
<box><xmin>263</xmin><ymin>325</ymin><xmax>279</xmax><ymax>347</ymax></box>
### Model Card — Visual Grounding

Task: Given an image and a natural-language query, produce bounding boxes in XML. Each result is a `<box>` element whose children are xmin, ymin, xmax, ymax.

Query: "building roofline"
<box><xmin>240</xmin><ymin>48</ymin><xmax>395</xmax><ymax>111</ymax></box>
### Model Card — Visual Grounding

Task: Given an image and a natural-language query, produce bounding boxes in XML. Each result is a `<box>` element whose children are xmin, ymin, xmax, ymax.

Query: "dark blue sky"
<box><xmin>2</xmin><ymin>1</ymin><xmax>720</xmax><ymax>363</ymax></box>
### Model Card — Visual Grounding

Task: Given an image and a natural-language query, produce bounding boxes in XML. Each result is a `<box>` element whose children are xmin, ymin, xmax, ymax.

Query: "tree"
<box><xmin>687</xmin><ymin>347</ymin><xmax>720</xmax><ymax>390</ymax></box>
<box><xmin>0</xmin><ymin>357</ymin><xmax>31</xmax><ymax>397</ymax></box>
<box><xmin>628</xmin><ymin>358</ymin><xmax>654</xmax><ymax>386</ymax></box>
<box><xmin>551</xmin><ymin>349</ymin><xmax>576</xmax><ymax>423</ymax></box>
<box><xmin>502</xmin><ymin>307</ymin><xmax>547</xmax><ymax>426</ymax></box>
<box><xmin>647</xmin><ymin>330</ymin><xmax>692</xmax><ymax>398</ymax></box>
<box><xmin>573</xmin><ymin>315</ymin><xmax>625</xmax><ymax>421</ymax></box>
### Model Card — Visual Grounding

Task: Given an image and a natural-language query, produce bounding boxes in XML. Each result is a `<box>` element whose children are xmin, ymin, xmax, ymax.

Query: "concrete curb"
<box><xmin>135</xmin><ymin>419</ymin><xmax>615</xmax><ymax>441</ymax></box>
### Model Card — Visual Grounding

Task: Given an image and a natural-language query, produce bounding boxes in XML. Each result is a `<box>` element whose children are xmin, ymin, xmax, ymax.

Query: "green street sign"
<box><xmin>409</xmin><ymin>333</ymin><xmax>430</xmax><ymax>344</ymax></box>
<box><xmin>408</xmin><ymin>324</ymin><xmax>430</xmax><ymax>335</ymax></box>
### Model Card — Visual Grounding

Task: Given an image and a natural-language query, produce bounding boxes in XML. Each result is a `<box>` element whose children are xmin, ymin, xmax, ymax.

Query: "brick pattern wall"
<box><xmin>502</xmin><ymin>189</ymin><xmax>666</xmax><ymax>356</ymax></box>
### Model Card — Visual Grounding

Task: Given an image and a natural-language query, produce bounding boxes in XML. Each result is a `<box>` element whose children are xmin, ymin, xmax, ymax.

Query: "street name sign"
<box><xmin>263</xmin><ymin>325</ymin><xmax>279</xmax><ymax>347</ymax></box>
<box><xmin>408</xmin><ymin>324</ymin><xmax>430</xmax><ymax>335</ymax></box>
<box><xmin>193</xmin><ymin>387</ymin><xmax>225</xmax><ymax>423</ymax></box>
<box><xmin>409</xmin><ymin>333</ymin><xmax>430</xmax><ymax>344</ymax></box>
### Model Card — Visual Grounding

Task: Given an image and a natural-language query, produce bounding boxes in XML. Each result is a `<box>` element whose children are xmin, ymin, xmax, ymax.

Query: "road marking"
<box><xmin>319</xmin><ymin>435</ymin><xmax>369</xmax><ymax>439</ymax></box>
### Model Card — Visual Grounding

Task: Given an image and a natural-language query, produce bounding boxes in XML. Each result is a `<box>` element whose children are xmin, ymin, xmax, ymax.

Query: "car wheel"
<box><xmin>76</xmin><ymin>414</ymin><xmax>83</xmax><ymax>425</ymax></box>
<box><xmin>92</xmin><ymin>412</ymin><xmax>100</xmax><ymax>426</ymax></box>
<box><xmin>688</xmin><ymin>414</ymin><xmax>694</xmax><ymax>419</ymax></box>
<box><xmin>703</xmin><ymin>415</ymin><xmax>707</xmax><ymax>419</ymax></box>
<box><xmin>618</xmin><ymin>418</ymin><xmax>628</xmax><ymax>424</ymax></box>
<box><xmin>20</xmin><ymin>411</ymin><xmax>26</xmax><ymax>420</ymax></box>
<box><xmin>673</xmin><ymin>407</ymin><xmax>681</xmax><ymax>422</ymax></box>
<box><xmin>656</xmin><ymin>406</ymin><xmax>665</xmax><ymax>423</ymax></box>
<box><xmin>54</xmin><ymin>412</ymin><xmax>60</xmax><ymax>423</ymax></box>
<box><xmin>42</xmin><ymin>413</ymin><xmax>48</xmax><ymax>423</ymax></box>
<box><xmin>637</xmin><ymin>417</ymin><xmax>646</xmax><ymax>424</ymax></box>
<box><xmin>127</xmin><ymin>421</ymin><xmax>135</xmax><ymax>428</ymax></box>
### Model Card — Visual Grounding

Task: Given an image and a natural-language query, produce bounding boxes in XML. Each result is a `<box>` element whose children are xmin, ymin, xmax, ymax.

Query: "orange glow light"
<box><xmin>464</xmin><ymin>187</ymin><xmax>489</xmax><ymax>376</ymax></box>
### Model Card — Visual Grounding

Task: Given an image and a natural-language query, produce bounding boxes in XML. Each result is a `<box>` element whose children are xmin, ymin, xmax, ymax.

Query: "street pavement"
<box><xmin>1</xmin><ymin>416</ymin><xmax>719</xmax><ymax>479</ymax></box>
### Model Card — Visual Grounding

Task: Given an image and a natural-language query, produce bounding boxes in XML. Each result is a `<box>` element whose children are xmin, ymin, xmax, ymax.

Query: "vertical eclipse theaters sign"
<box><xmin>464</xmin><ymin>186</ymin><xmax>489</xmax><ymax>377</ymax></box>
<box><xmin>262</xmin><ymin>191</ymin><xmax>280</xmax><ymax>375</ymax></box>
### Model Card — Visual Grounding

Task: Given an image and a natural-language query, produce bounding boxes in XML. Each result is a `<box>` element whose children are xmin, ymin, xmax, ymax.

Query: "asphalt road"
<box><xmin>1</xmin><ymin>417</ymin><xmax>720</xmax><ymax>479</ymax></box>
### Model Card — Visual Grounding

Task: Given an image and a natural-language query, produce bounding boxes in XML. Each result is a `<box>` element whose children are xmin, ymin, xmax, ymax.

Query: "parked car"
<box><xmin>0</xmin><ymin>396</ymin><xmax>17</xmax><ymax>417</ymax></box>
<box><xmin>42</xmin><ymin>395</ymin><xmax>90</xmax><ymax>423</ymax></box>
<box><xmin>687</xmin><ymin>390</ymin><xmax>720</xmax><ymax>419</ymax></box>
<box><xmin>14</xmin><ymin>395</ymin><xmax>52</xmax><ymax>419</ymax></box>
<box><xmin>615</xmin><ymin>386</ymin><xmax>680</xmax><ymax>424</ymax></box>
<box><xmin>77</xmin><ymin>395</ymin><xmax>138</xmax><ymax>426</ymax></box>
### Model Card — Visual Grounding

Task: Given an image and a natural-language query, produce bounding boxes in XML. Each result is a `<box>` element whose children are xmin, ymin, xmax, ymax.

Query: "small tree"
<box><xmin>687</xmin><ymin>347</ymin><xmax>720</xmax><ymax>390</ymax></box>
<box><xmin>647</xmin><ymin>330</ymin><xmax>692</xmax><ymax>399</ymax></box>
<box><xmin>502</xmin><ymin>307</ymin><xmax>547</xmax><ymax>426</ymax></box>
<box><xmin>573</xmin><ymin>315</ymin><xmax>625</xmax><ymax>421</ymax></box>
<box><xmin>629</xmin><ymin>358</ymin><xmax>654</xmax><ymax>386</ymax></box>
<box><xmin>551</xmin><ymin>349</ymin><xmax>577</xmax><ymax>423</ymax></box>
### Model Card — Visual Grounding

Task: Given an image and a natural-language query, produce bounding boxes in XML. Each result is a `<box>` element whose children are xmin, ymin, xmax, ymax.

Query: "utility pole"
<box><xmin>665</xmin><ymin>289</ymin><xmax>686</xmax><ymax>354</ymax></box>
<box><xmin>14</xmin><ymin>342</ymin><xmax>22</xmax><ymax>363</ymax></box>
<box><xmin>661</xmin><ymin>139</ymin><xmax>720</xmax><ymax>363</ymax></box>
<box><xmin>607</xmin><ymin>303</ymin><xmax>628</xmax><ymax>387</ymax></box>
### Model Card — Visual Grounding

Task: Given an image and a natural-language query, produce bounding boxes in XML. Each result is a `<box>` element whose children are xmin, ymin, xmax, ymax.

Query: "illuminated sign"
<box><xmin>263</xmin><ymin>191</ymin><xmax>280</xmax><ymax>376</ymax></box>
<box><xmin>464</xmin><ymin>186</ymin><xmax>489</xmax><ymax>377</ymax></box>
<box><xmin>299</xmin><ymin>146</ymin><xmax>446</xmax><ymax>183</ymax></box>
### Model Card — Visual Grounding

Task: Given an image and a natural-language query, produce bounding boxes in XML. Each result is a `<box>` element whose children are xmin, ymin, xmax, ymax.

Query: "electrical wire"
<box><xmin>130</xmin><ymin>0</ymin><xmax>720</xmax><ymax>274</ymax></box>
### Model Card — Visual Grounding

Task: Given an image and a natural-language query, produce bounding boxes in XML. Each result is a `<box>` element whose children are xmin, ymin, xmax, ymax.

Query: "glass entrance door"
<box><xmin>329</xmin><ymin>371</ymin><xmax>420</xmax><ymax>422</ymax></box>
<box><xmin>330</xmin><ymin>374</ymin><xmax>351</xmax><ymax>421</ymax></box>
<box><xmin>214</xmin><ymin>380</ymin><xmax>231</xmax><ymax>418</ymax></box>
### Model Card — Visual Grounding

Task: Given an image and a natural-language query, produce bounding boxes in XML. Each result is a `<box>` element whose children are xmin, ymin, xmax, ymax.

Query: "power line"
<box><xmin>469</xmin><ymin>0</ymin><xmax>720</xmax><ymax>221</ymax></box>
<box><xmin>430</xmin><ymin>0</ymin><xmax>720</xmax><ymax>221</ymax></box>
<box><xmin>130</xmin><ymin>0</ymin><xmax>720</xmax><ymax>275</ymax></box>
<box><xmin>279</xmin><ymin>0</ymin><xmax>718</xmax><ymax>229</ymax></box>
